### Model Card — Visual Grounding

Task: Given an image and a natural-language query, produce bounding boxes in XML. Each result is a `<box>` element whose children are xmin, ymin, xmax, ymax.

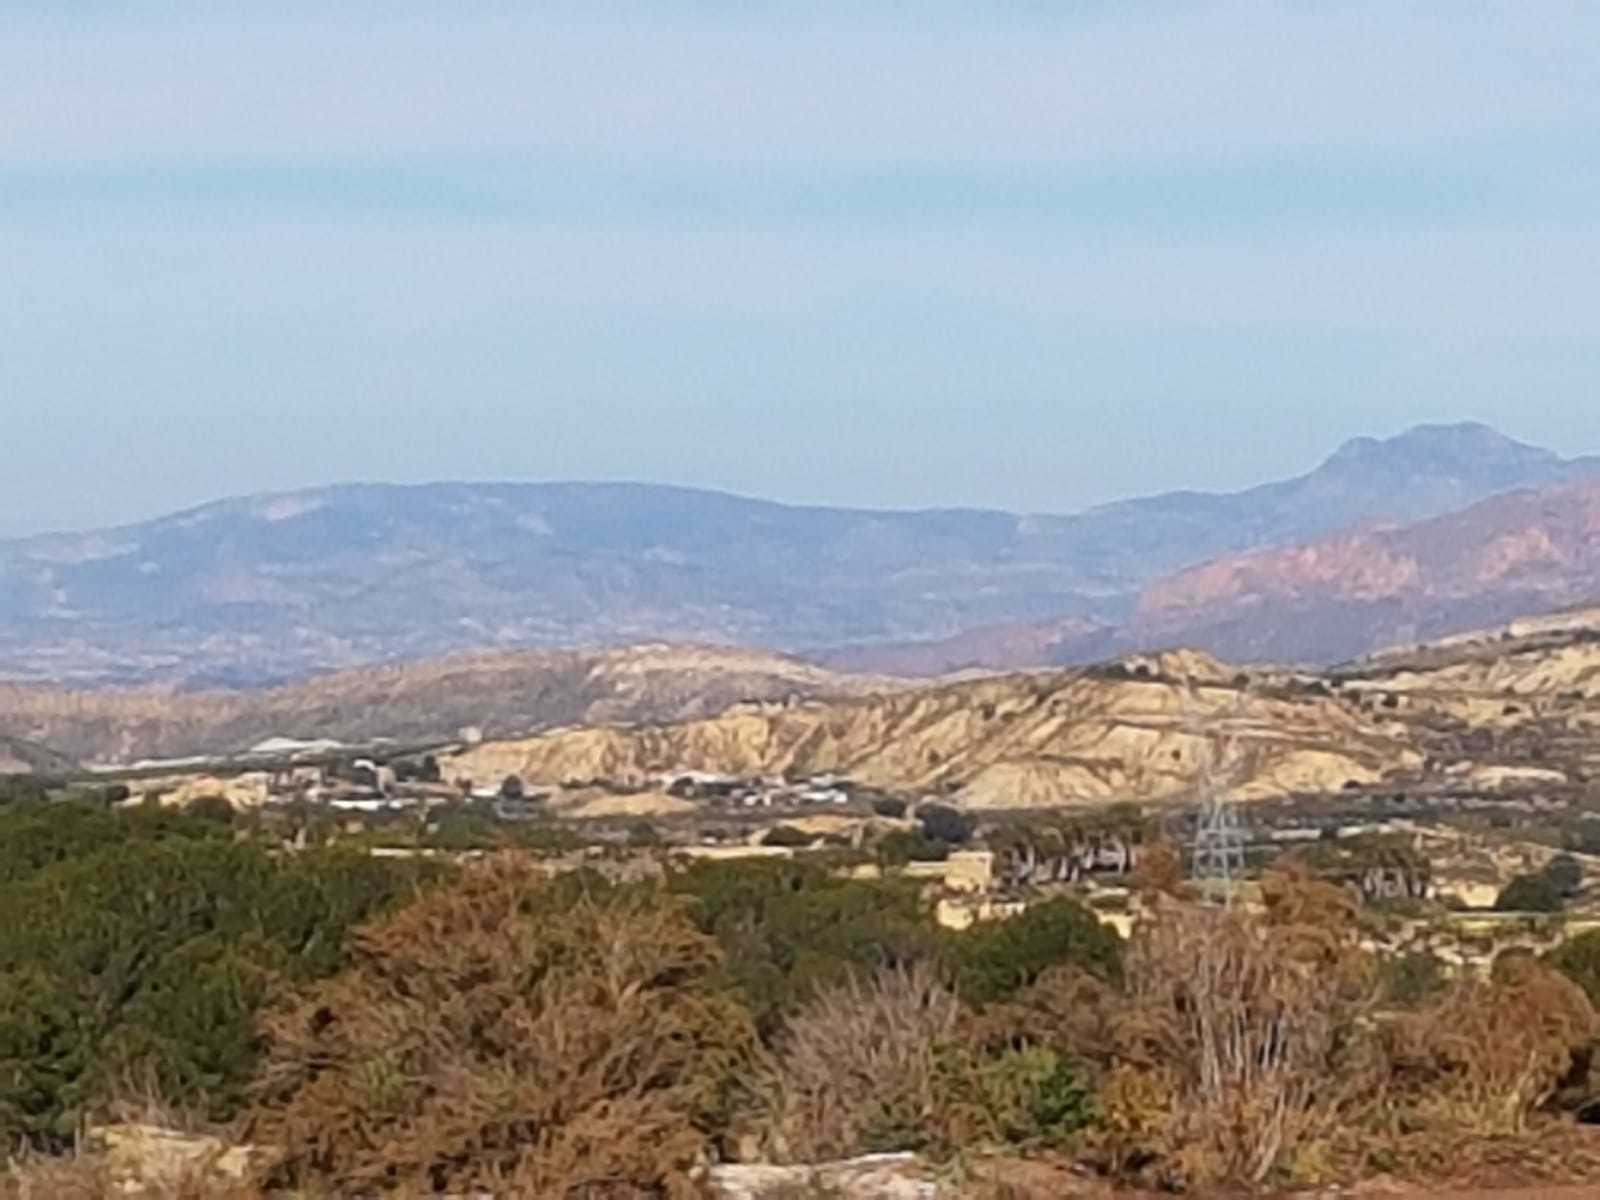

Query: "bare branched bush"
<box><xmin>245</xmin><ymin>864</ymin><xmax>762</xmax><ymax>1197</ymax></box>
<box><xmin>767</xmin><ymin>960</ymin><xmax>1094</xmax><ymax>1166</ymax></box>
<box><xmin>1007</xmin><ymin>890</ymin><xmax>1378</xmax><ymax>1191</ymax></box>
<box><xmin>767</xmin><ymin>962</ymin><xmax>963</xmax><ymax>1162</ymax></box>
<box><xmin>1118</xmin><ymin>905</ymin><xmax>1376</xmax><ymax>1186</ymax></box>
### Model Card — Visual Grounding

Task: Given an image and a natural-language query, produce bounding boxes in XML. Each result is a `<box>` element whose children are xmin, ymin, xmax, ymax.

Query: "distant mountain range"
<box><xmin>1</xmin><ymin>422</ymin><xmax>1597</xmax><ymax>684</ymax></box>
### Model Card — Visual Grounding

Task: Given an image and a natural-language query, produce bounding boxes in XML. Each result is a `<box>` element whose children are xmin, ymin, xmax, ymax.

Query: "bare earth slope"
<box><xmin>1129</xmin><ymin>481</ymin><xmax>1600</xmax><ymax>664</ymax></box>
<box><xmin>16</xmin><ymin>605</ymin><xmax>1600</xmax><ymax>813</ymax></box>
<box><xmin>445</xmin><ymin>650</ymin><xmax>1422</xmax><ymax>808</ymax></box>
<box><xmin>0</xmin><ymin>644</ymin><xmax>901</xmax><ymax>766</ymax></box>
<box><xmin>446</xmin><ymin>611</ymin><xmax>1600</xmax><ymax>810</ymax></box>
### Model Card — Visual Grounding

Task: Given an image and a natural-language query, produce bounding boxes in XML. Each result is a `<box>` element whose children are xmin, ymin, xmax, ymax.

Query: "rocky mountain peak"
<box><xmin>1320</xmin><ymin>422</ymin><xmax>1559</xmax><ymax>478</ymax></box>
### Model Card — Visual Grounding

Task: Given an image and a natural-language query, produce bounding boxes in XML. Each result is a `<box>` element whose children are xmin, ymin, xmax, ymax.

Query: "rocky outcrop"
<box><xmin>89</xmin><ymin>1123</ymin><xmax>261</xmax><ymax>1194</ymax></box>
<box><xmin>707</xmin><ymin>1154</ymin><xmax>938</xmax><ymax>1199</ymax></box>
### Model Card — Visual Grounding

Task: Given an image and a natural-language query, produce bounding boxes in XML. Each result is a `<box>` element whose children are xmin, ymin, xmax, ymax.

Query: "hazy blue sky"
<box><xmin>6</xmin><ymin>2</ymin><xmax>1600</xmax><ymax>537</ymax></box>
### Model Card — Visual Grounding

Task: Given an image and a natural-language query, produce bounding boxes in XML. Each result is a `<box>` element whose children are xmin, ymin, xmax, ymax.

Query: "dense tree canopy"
<box><xmin>942</xmin><ymin>896</ymin><xmax>1124</xmax><ymax>1005</ymax></box>
<box><xmin>0</xmin><ymin>806</ymin><xmax>431</xmax><ymax>1149</ymax></box>
<box><xmin>672</xmin><ymin>859</ymin><xmax>933</xmax><ymax>1031</ymax></box>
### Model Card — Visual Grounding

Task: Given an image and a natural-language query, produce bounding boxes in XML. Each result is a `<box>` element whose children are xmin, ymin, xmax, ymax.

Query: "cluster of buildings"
<box><xmin>662</xmin><ymin>770</ymin><xmax>854</xmax><ymax>810</ymax></box>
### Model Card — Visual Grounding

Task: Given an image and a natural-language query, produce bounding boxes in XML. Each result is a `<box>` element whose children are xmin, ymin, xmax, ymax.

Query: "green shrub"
<box><xmin>1495</xmin><ymin>872</ymin><xmax>1565</xmax><ymax>913</ymax></box>
<box><xmin>0</xmin><ymin>804</ymin><xmax>218</xmax><ymax>888</ymax></box>
<box><xmin>968</xmin><ymin>1044</ymin><xmax>1095</xmax><ymax>1148</ymax></box>
<box><xmin>917</xmin><ymin>803</ymin><xmax>973</xmax><ymax>846</ymax></box>
<box><xmin>0</xmin><ymin>811</ymin><xmax>431</xmax><ymax>1150</ymax></box>
<box><xmin>876</xmin><ymin>830</ymin><xmax>950</xmax><ymax>866</ymax></box>
<box><xmin>627</xmin><ymin>820</ymin><xmax>662</xmax><ymax>847</ymax></box>
<box><xmin>1380</xmin><ymin>951</ymin><xmax>1447</xmax><ymax>1006</ymax></box>
<box><xmin>1548</xmin><ymin>928</ymin><xmax>1600</xmax><ymax>1009</ymax></box>
<box><xmin>1542</xmin><ymin>854</ymin><xmax>1584</xmax><ymax>898</ymax></box>
<box><xmin>424</xmin><ymin>809</ymin><xmax>502</xmax><ymax>850</ymax></box>
<box><xmin>672</xmin><ymin>860</ymin><xmax>933</xmax><ymax>1032</ymax></box>
<box><xmin>0</xmin><ymin>777</ymin><xmax>51</xmax><ymax>809</ymax></box>
<box><xmin>762</xmin><ymin>825</ymin><xmax>815</xmax><ymax>848</ymax></box>
<box><xmin>508</xmin><ymin>819</ymin><xmax>583</xmax><ymax>854</ymax></box>
<box><xmin>185</xmin><ymin>794</ymin><xmax>237</xmax><ymax>826</ymax></box>
<box><xmin>943</xmin><ymin>898</ymin><xmax>1123</xmax><ymax>1006</ymax></box>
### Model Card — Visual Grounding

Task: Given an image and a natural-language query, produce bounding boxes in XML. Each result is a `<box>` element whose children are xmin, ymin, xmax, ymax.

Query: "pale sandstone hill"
<box><xmin>444</xmin><ymin>650</ymin><xmax>1422</xmax><ymax>809</ymax></box>
<box><xmin>0</xmin><ymin>645</ymin><xmax>904</xmax><ymax>766</ymax></box>
<box><xmin>1333</xmin><ymin>608</ymin><xmax>1600</xmax><ymax>731</ymax></box>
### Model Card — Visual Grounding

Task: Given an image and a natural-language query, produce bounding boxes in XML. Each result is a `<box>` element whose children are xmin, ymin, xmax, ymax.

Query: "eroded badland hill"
<box><xmin>17</xmin><ymin>607</ymin><xmax>1600</xmax><ymax>815</ymax></box>
<box><xmin>445</xmin><ymin>610</ymin><xmax>1600</xmax><ymax>811</ymax></box>
<box><xmin>0</xmin><ymin>644</ymin><xmax>901</xmax><ymax>766</ymax></box>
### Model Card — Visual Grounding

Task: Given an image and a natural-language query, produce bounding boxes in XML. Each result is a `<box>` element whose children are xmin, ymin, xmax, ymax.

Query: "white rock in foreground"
<box><xmin>708</xmin><ymin>1153</ymin><xmax>939</xmax><ymax>1200</ymax></box>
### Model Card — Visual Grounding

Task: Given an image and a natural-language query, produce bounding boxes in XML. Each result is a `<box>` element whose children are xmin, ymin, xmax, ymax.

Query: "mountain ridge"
<box><xmin>1125</xmin><ymin>478</ymin><xmax>1600</xmax><ymax>664</ymax></box>
<box><xmin>2</xmin><ymin>422</ymin><xmax>1595</xmax><ymax>684</ymax></box>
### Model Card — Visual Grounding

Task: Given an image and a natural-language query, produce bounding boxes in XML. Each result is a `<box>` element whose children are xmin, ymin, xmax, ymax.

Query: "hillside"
<box><xmin>1</xmin><ymin>423</ymin><xmax>1591</xmax><ymax>684</ymax></box>
<box><xmin>815</xmin><ymin>615</ymin><xmax>1114</xmax><ymax>675</ymax></box>
<box><xmin>0</xmin><ymin>645</ymin><xmax>900</xmax><ymax>767</ymax></box>
<box><xmin>444</xmin><ymin>612</ymin><xmax>1600</xmax><ymax>810</ymax></box>
<box><xmin>0</xmin><ymin>733</ymin><xmax>74</xmax><ymax>776</ymax></box>
<box><xmin>443</xmin><ymin>650</ymin><xmax>1423</xmax><ymax>808</ymax></box>
<box><xmin>1130</xmin><ymin>480</ymin><xmax>1600</xmax><ymax>663</ymax></box>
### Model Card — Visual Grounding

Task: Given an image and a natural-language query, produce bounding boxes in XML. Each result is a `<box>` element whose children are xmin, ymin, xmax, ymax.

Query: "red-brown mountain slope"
<box><xmin>1128</xmin><ymin>481</ymin><xmax>1600</xmax><ymax>663</ymax></box>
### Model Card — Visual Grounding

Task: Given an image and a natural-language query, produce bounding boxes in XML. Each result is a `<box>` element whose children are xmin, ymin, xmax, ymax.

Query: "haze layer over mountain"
<box><xmin>0</xmin><ymin>423</ymin><xmax>1594</xmax><ymax>684</ymax></box>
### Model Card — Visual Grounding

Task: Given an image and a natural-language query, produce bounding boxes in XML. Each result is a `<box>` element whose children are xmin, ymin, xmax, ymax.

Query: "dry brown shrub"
<box><xmin>1382</xmin><ymin>955</ymin><xmax>1598</xmax><ymax>1138</ymax></box>
<box><xmin>762</xmin><ymin>960</ymin><xmax>1096</xmax><ymax>1163</ymax></box>
<box><xmin>1130</xmin><ymin>837</ymin><xmax>1183</xmax><ymax>894</ymax></box>
<box><xmin>765</xmin><ymin>962</ymin><xmax>963</xmax><ymax>1163</ymax></box>
<box><xmin>966</xmin><ymin>965</ymin><xmax>1120</xmax><ymax>1072</ymax></box>
<box><xmin>1113</xmin><ymin>904</ymin><xmax>1378</xmax><ymax>1187</ymax></box>
<box><xmin>244</xmin><ymin>864</ymin><xmax>762</xmax><ymax>1197</ymax></box>
<box><xmin>993</xmin><ymin>894</ymin><xmax>1380</xmax><ymax>1191</ymax></box>
<box><xmin>1259</xmin><ymin>862</ymin><xmax>1362</xmax><ymax>937</ymax></box>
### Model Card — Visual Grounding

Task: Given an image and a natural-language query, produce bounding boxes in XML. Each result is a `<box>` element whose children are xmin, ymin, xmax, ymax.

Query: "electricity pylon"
<box><xmin>1191</xmin><ymin>786</ymin><xmax>1246</xmax><ymax>907</ymax></box>
<box><xmin>1183</xmin><ymin>677</ymin><xmax>1250</xmax><ymax>907</ymax></box>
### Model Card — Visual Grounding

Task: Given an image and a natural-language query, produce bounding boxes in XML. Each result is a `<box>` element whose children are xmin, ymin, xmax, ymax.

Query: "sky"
<box><xmin>5</xmin><ymin>1</ymin><xmax>1600</xmax><ymax>537</ymax></box>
